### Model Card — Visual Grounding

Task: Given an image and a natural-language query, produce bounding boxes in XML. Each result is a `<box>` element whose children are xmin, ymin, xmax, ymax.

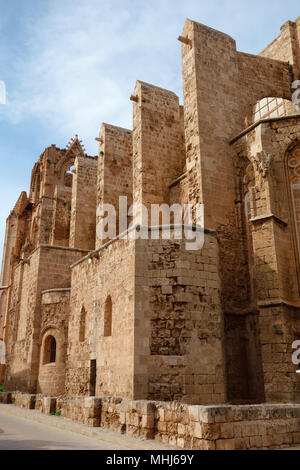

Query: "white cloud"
<box><xmin>0</xmin><ymin>0</ymin><xmax>186</xmax><ymax>154</ymax></box>
<box><xmin>1</xmin><ymin>0</ymin><xmax>296</xmax><ymax>155</ymax></box>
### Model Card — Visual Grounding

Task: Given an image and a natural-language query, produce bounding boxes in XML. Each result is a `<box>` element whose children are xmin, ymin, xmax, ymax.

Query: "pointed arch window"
<box><xmin>246</xmin><ymin>97</ymin><xmax>299</xmax><ymax>127</ymax></box>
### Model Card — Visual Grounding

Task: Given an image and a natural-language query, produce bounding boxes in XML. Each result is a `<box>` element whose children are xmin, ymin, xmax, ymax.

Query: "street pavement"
<box><xmin>0</xmin><ymin>404</ymin><xmax>174</xmax><ymax>450</ymax></box>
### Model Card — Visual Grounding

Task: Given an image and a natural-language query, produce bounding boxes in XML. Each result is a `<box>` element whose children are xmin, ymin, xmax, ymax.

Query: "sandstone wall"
<box><xmin>132</xmin><ymin>81</ymin><xmax>186</xmax><ymax>223</ymax></box>
<box><xmin>66</xmin><ymin>238</ymin><xmax>135</xmax><ymax>398</ymax></box>
<box><xmin>179</xmin><ymin>19</ymin><xmax>293</xmax><ymax>333</ymax></box>
<box><xmin>181</xmin><ymin>20</ymin><xmax>291</xmax><ymax>229</ymax></box>
<box><xmin>37</xmin><ymin>289</ymin><xmax>70</xmax><ymax>395</ymax></box>
<box><xmin>50</xmin><ymin>186</ymin><xmax>72</xmax><ymax>247</ymax></box>
<box><xmin>96</xmin><ymin>124</ymin><xmax>133</xmax><ymax>248</ymax></box>
<box><xmin>0</xmin><ymin>192</ymin><xmax>29</xmax><ymax>287</ymax></box>
<box><xmin>260</xmin><ymin>19</ymin><xmax>300</xmax><ymax>79</ymax></box>
<box><xmin>69</xmin><ymin>156</ymin><xmax>98</xmax><ymax>250</ymax></box>
<box><xmin>231</xmin><ymin>116</ymin><xmax>300</xmax><ymax>402</ymax></box>
<box><xmin>133</xmin><ymin>231</ymin><xmax>226</xmax><ymax>405</ymax></box>
<box><xmin>5</xmin><ymin>245</ymin><xmax>87</xmax><ymax>393</ymax></box>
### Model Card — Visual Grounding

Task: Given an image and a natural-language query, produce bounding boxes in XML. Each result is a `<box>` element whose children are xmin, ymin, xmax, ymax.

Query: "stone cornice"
<box><xmin>169</xmin><ymin>172</ymin><xmax>188</xmax><ymax>188</ymax></box>
<box><xmin>71</xmin><ymin>224</ymin><xmax>217</xmax><ymax>269</ymax></box>
<box><xmin>230</xmin><ymin>113</ymin><xmax>300</xmax><ymax>145</ymax></box>
<box><xmin>41</xmin><ymin>288</ymin><xmax>71</xmax><ymax>295</ymax></box>
<box><xmin>258</xmin><ymin>299</ymin><xmax>300</xmax><ymax>309</ymax></box>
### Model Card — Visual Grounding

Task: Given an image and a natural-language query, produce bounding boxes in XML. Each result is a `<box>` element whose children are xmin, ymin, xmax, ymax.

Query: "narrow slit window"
<box><xmin>44</xmin><ymin>335</ymin><xmax>56</xmax><ymax>364</ymax></box>
<box><xmin>79</xmin><ymin>307</ymin><xmax>86</xmax><ymax>342</ymax></box>
<box><xmin>104</xmin><ymin>296</ymin><xmax>112</xmax><ymax>337</ymax></box>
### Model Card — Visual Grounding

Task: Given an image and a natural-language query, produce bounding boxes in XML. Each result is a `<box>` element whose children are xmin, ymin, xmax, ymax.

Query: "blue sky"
<box><xmin>0</xmin><ymin>0</ymin><xmax>299</xmax><ymax>262</ymax></box>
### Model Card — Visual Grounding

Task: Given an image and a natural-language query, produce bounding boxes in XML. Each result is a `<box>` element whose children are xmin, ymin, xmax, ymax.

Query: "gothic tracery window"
<box><xmin>246</xmin><ymin>98</ymin><xmax>299</xmax><ymax>127</ymax></box>
<box><xmin>252</xmin><ymin>97</ymin><xmax>285</xmax><ymax>122</ymax></box>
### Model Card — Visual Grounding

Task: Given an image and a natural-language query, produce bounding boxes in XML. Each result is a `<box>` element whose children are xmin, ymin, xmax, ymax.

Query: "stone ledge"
<box><xmin>41</xmin><ymin>288</ymin><xmax>71</xmax><ymax>295</ymax></box>
<box><xmin>258</xmin><ymin>299</ymin><xmax>300</xmax><ymax>309</ymax></box>
<box><xmin>230</xmin><ymin>113</ymin><xmax>300</xmax><ymax>144</ymax></box>
<box><xmin>71</xmin><ymin>225</ymin><xmax>217</xmax><ymax>269</ymax></box>
<box><xmin>169</xmin><ymin>172</ymin><xmax>188</xmax><ymax>188</ymax></box>
<box><xmin>14</xmin><ymin>243</ymin><xmax>90</xmax><ymax>270</ymax></box>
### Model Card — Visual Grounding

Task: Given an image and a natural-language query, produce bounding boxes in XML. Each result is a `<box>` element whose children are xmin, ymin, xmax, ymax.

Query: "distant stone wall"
<box><xmin>50</xmin><ymin>186</ymin><xmax>72</xmax><ymax>247</ymax></box>
<box><xmin>69</xmin><ymin>156</ymin><xmax>98</xmax><ymax>250</ymax></box>
<box><xmin>260</xmin><ymin>18</ymin><xmax>300</xmax><ymax>78</ymax></box>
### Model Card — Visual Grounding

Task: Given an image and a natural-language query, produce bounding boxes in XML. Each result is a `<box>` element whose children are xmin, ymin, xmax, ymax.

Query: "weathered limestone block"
<box><xmin>42</xmin><ymin>397</ymin><xmax>56</xmax><ymax>414</ymax></box>
<box><xmin>0</xmin><ymin>392</ymin><xmax>12</xmax><ymax>404</ymax></box>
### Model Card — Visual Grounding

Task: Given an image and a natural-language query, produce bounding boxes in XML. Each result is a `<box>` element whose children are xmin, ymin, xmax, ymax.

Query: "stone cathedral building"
<box><xmin>1</xmin><ymin>16</ymin><xmax>300</xmax><ymax>434</ymax></box>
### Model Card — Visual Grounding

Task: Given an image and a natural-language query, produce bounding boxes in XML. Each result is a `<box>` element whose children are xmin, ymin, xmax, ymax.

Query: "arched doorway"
<box><xmin>38</xmin><ymin>329</ymin><xmax>66</xmax><ymax>396</ymax></box>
